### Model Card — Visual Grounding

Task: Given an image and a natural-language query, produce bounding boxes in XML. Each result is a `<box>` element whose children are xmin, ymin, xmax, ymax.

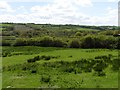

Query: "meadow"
<box><xmin>1</xmin><ymin>23</ymin><xmax>120</xmax><ymax>89</ymax></box>
<box><xmin>2</xmin><ymin>46</ymin><xmax>119</xmax><ymax>88</ymax></box>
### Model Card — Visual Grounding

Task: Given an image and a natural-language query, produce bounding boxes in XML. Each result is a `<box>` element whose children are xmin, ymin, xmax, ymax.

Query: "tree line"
<box><xmin>2</xmin><ymin>35</ymin><xmax>118</xmax><ymax>49</ymax></box>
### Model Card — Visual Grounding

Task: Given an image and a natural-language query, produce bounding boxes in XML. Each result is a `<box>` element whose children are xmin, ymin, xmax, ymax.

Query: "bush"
<box><xmin>44</xmin><ymin>56</ymin><xmax>51</xmax><ymax>60</ymax></box>
<box><xmin>27</xmin><ymin>55</ymin><xmax>56</xmax><ymax>63</ymax></box>
<box><xmin>33</xmin><ymin>56</ymin><xmax>40</xmax><ymax>61</ymax></box>
<box><xmin>27</xmin><ymin>56</ymin><xmax>41</xmax><ymax>63</ymax></box>
<box><xmin>52</xmin><ymin>39</ymin><xmax>67</xmax><ymax>47</ymax></box>
<box><xmin>94</xmin><ymin>71</ymin><xmax>106</xmax><ymax>76</ymax></box>
<box><xmin>68</xmin><ymin>55</ymin><xmax>72</xmax><ymax>58</ymax></box>
<box><xmin>27</xmin><ymin>58</ymin><xmax>36</xmax><ymax>63</ymax></box>
<box><xmin>75</xmin><ymin>32</ymin><xmax>81</xmax><ymax>36</ymax></box>
<box><xmin>95</xmin><ymin>55</ymin><xmax>108</xmax><ymax>59</ymax></box>
<box><xmin>112</xmin><ymin>59</ymin><xmax>120</xmax><ymax>71</ymax></box>
<box><xmin>93</xmin><ymin>60</ymin><xmax>107</xmax><ymax>76</ymax></box>
<box><xmin>69</xmin><ymin>39</ymin><xmax>80</xmax><ymax>48</ymax></box>
<box><xmin>81</xmin><ymin>36</ymin><xmax>94</xmax><ymax>48</ymax></box>
<box><xmin>40</xmin><ymin>36</ymin><xmax>53</xmax><ymax>47</ymax></box>
<box><xmin>41</xmin><ymin>75</ymin><xmax>51</xmax><ymax>83</ymax></box>
<box><xmin>63</xmin><ymin>66</ymin><xmax>75</xmax><ymax>73</ymax></box>
<box><xmin>81</xmin><ymin>36</ymin><xmax>102</xmax><ymax>48</ymax></box>
<box><xmin>41</xmin><ymin>55</ymin><xmax>46</xmax><ymax>59</ymax></box>
<box><xmin>31</xmin><ymin>70</ymin><xmax>37</xmax><ymax>73</ymax></box>
<box><xmin>41</xmin><ymin>55</ymin><xmax>52</xmax><ymax>60</ymax></box>
<box><xmin>2</xmin><ymin>41</ymin><xmax>11</xmax><ymax>46</ymax></box>
<box><xmin>93</xmin><ymin>61</ymin><xmax>107</xmax><ymax>72</ymax></box>
<box><xmin>13</xmin><ymin>39</ymin><xmax>27</xmax><ymax>46</ymax></box>
<box><xmin>2</xmin><ymin>52</ymin><xmax>9</xmax><ymax>57</ymax></box>
<box><xmin>98</xmin><ymin>71</ymin><xmax>106</xmax><ymax>76</ymax></box>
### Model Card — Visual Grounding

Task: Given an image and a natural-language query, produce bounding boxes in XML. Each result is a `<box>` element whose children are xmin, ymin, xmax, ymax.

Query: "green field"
<box><xmin>2</xmin><ymin>46</ymin><xmax>119</xmax><ymax>88</ymax></box>
<box><xmin>1</xmin><ymin>23</ymin><xmax>120</xmax><ymax>89</ymax></box>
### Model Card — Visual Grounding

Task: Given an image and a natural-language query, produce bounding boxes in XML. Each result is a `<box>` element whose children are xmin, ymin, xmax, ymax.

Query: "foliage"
<box><xmin>41</xmin><ymin>75</ymin><xmax>51</xmax><ymax>83</ymax></box>
<box><xmin>2</xmin><ymin>41</ymin><xmax>11</xmax><ymax>46</ymax></box>
<box><xmin>1</xmin><ymin>22</ymin><xmax>119</xmax><ymax>88</ymax></box>
<box><xmin>2</xmin><ymin>23</ymin><xmax>119</xmax><ymax>49</ymax></box>
<box><xmin>2</xmin><ymin>47</ymin><xmax>118</xmax><ymax>88</ymax></box>
<box><xmin>69</xmin><ymin>39</ymin><xmax>80</xmax><ymax>48</ymax></box>
<box><xmin>75</xmin><ymin>32</ymin><xmax>81</xmax><ymax>36</ymax></box>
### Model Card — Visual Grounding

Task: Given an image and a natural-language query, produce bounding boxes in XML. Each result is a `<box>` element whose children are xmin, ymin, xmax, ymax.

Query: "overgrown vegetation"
<box><xmin>2</xmin><ymin>53</ymin><xmax>119</xmax><ymax>88</ymax></box>
<box><xmin>1</xmin><ymin>23</ymin><xmax>120</xmax><ymax>49</ymax></box>
<box><xmin>1</xmin><ymin>23</ymin><xmax>119</xmax><ymax>88</ymax></box>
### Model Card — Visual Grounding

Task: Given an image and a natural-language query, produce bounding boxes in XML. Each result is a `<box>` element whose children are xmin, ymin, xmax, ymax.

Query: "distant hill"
<box><xmin>1</xmin><ymin>22</ymin><xmax>119</xmax><ymax>31</ymax></box>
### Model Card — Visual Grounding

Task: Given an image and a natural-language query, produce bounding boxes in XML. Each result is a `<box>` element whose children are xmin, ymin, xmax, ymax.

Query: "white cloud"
<box><xmin>86</xmin><ymin>7</ymin><xmax>118</xmax><ymax>26</ymax></box>
<box><xmin>73</xmin><ymin>0</ymin><xmax>93</xmax><ymax>7</ymax></box>
<box><xmin>17</xmin><ymin>6</ymin><xmax>29</xmax><ymax>14</ymax></box>
<box><xmin>105</xmin><ymin>7</ymin><xmax>118</xmax><ymax>25</ymax></box>
<box><xmin>0</xmin><ymin>1</ymin><xmax>14</xmax><ymax>13</ymax></box>
<box><xmin>0</xmin><ymin>14</ymin><xmax>17</xmax><ymax>22</ymax></box>
<box><xmin>107</xmin><ymin>0</ymin><xmax>119</xmax><ymax>2</ymax></box>
<box><xmin>29</xmin><ymin>0</ymin><xmax>118</xmax><ymax>25</ymax></box>
<box><xmin>106</xmin><ymin>7</ymin><xmax>118</xmax><ymax>15</ymax></box>
<box><xmin>0</xmin><ymin>0</ymin><xmax>53</xmax><ymax>2</ymax></box>
<box><xmin>29</xmin><ymin>0</ymin><xmax>93</xmax><ymax>24</ymax></box>
<box><xmin>0</xmin><ymin>0</ymin><xmax>118</xmax><ymax>26</ymax></box>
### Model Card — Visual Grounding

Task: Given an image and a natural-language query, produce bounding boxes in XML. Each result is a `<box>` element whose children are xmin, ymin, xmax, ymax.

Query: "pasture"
<box><xmin>1</xmin><ymin>23</ymin><xmax>120</xmax><ymax>88</ymax></box>
<box><xmin>2</xmin><ymin>46</ymin><xmax>119</xmax><ymax>88</ymax></box>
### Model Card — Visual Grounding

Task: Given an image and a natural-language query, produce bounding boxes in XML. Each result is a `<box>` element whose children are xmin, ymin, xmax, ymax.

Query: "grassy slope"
<box><xmin>2</xmin><ymin>71</ymin><xmax>118</xmax><ymax>88</ymax></box>
<box><xmin>2</xmin><ymin>46</ymin><xmax>118</xmax><ymax>66</ymax></box>
<box><xmin>2</xmin><ymin>46</ymin><xmax>119</xmax><ymax>88</ymax></box>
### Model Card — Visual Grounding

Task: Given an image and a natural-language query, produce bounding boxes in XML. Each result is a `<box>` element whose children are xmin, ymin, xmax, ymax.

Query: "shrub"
<box><xmin>75</xmin><ymin>32</ymin><xmax>81</xmax><ymax>36</ymax></box>
<box><xmin>93</xmin><ymin>61</ymin><xmax>107</xmax><ymax>72</ymax></box>
<box><xmin>52</xmin><ymin>39</ymin><xmax>67</xmax><ymax>47</ymax></box>
<box><xmin>95</xmin><ymin>55</ymin><xmax>108</xmax><ymax>59</ymax></box>
<box><xmin>51</xmin><ymin>56</ymin><xmax>60</xmax><ymax>59</ymax></box>
<box><xmin>31</xmin><ymin>70</ymin><xmax>37</xmax><ymax>73</ymax></box>
<box><xmin>74</xmin><ymin>68</ymin><xmax>82</xmax><ymax>74</ymax></box>
<box><xmin>2</xmin><ymin>52</ymin><xmax>9</xmax><ymax>57</ymax></box>
<box><xmin>93</xmin><ymin>60</ymin><xmax>107</xmax><ymax>76</ymax></box>
<box><xmin>13</xmin><ymin>39</ymin><xmax>27</xmax><ymax>46</ymax></box>
<box><xmin>27</xmin><ymin>56</ymin><xmax>41</xmax><ymax>63</ymax></box>
<box><xmin>81</xmin><ymin>36</ymin><xmax>94</xmax><ymax>48</ymax></box>
<box><xmin>98</xmin><ymin>71</ymin><xmax>106</xmax><ymax>76</ymax></box>
<box><xmin>40</xmin><ymin>55</ymin><xmax>52</xmax><ymax>60</ymax></box>
<box><xmin>83</xmin><ymin>64</ymin><xmax>93</xmax><ymax>72</ymax></box>
<box><xmin>69</xmin><ymin>39</ymin><xmax>80</xmax><ymax>48</ymax></box>
<box><xmin>33</xmin><ymin>56</ymin><xmax>40</xmax><ymax>61</ymax></box>
<box><xmin>81</xmin><ymin>36</ymin><xmax>103</xmax><ymax>48</ymax></box>
<box><xmin>27</xmin><ymin>58</ymin><xmax>36</xmax><ymax>63</ymax></box>
<box><xmin>2</xmin><ymin>41</ymin><xmax>11</xmax><ymax>46</ymax></box>
<box><xmin>41</xmin><ymin>75</ymin><xmax>51</xmax><ymax>83</ymax></box>
<box><xmin>68</xmin><ymin>55</ymin><xmax>72</xmax><ymax>58</ymax></box>
<box><xmin>40</xmin><ymin>36</ymin><xmax>53</xmax><ymax>47</ymax></box>
<box><xmin>63</xmin><ymin>66</ymin><xmax>75</xmax><ymax>73</ymax></box>
<box><xmin>41</xmin><ymin>55</ymin><xmax>46</xmax><ymax>59</ymax></box>
<box><xmin>44</xmin><ymin>56</ymin><xmax>51</xmax><ymax>60</ymax></box>
<box><xmin>94</xmin><ymin>71</ymin><xmax>106</xmax><ymax>76</ymax></box>
<box><xmin>112</xmin><ymin>59</ymin><xmax>120</xmax><ymax>71</ymax></box>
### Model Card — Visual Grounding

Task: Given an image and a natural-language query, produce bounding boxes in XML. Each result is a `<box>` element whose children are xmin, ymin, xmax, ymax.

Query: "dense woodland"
<box><xmin>1</xmin><ymin>23</ymin><xmax>120</xmax><ymax>48</ymax></box>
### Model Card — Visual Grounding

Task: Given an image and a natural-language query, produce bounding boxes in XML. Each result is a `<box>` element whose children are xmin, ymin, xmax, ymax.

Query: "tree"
<box><xmin>40</xmin><ymin>36</ymin><xmax>53</xmax><ymax>47</ymax></box>
<box><xmin>81</xmin><ymin>36</ymin><xmax>95</xmax><ymax>48</ymax></box>
<box><xmin>53</xmin><ymin>39</ymin><xmax>67</xmax><ymax>47</ymax></box>
<box><xmin>69</xmin><ymin>39</ymin><xmax>80</xmax><ymax>48</ymax></box>
<box><xmin>75</xmin><ymin>32</ymin><xmax>81</xmax><ymax>36</ymax></box>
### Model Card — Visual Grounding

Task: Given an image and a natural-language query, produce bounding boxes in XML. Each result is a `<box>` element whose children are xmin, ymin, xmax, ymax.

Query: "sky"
<box><xmin>0</xmin><ymin>0</ymin><xmax>119</xmax><ymax>26</ymax></box>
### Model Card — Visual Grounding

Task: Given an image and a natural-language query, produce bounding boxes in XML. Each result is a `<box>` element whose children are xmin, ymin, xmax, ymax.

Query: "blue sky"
<box><xmin>0</xmin><ymin>0</ymin><xmax>119</xmax><ymax>26</ymax></box>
